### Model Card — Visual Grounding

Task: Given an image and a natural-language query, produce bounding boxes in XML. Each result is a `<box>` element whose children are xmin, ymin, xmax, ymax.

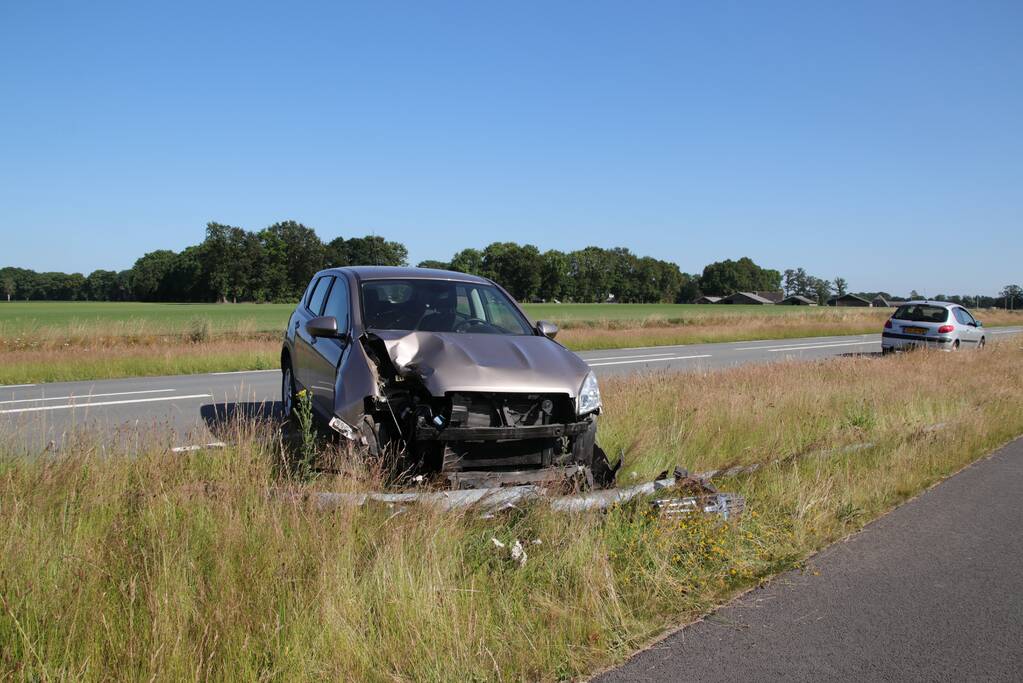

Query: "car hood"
<box><xmin>368</xmin><ymin>330</ymin><xmax>591</xmax><ymax>397</ymax></box>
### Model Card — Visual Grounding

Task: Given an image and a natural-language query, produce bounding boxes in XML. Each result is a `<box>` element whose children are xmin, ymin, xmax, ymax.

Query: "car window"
<box><xmin>456</xmin><ymin>286</ymin><xmax>472</xmax><ymax>317</ymax></box>
<box><xmin>306</xmin><ymin>276</ymin><xmax>332</xmax><ymax>315</ymax></box>
<box><xmin>952</xmin><ymin>308</ymin><xmax>968</xmax><ymax>325</ymax></box>
<box><xmin>958</xmin><ymin>308</ymin><xmax>977</xmax><ymax>325</ymax></box>
<box><xmin>361</xmin><ymin>279</ymin><xmax>532</xmax><ymax>335</ymax></box>
<box><xmin>893</xmin><ymin>304</ymin><xmax>948</xmax><ymax>323</ymax></box>
<box><xmin>479</xmin><ymin>287</ymin><xmax>529</xmax><ymax>332</ymax></box>
<box><xmin>322</xmin><ymin>277</ymin><xmax>350</xmax><ymax>333</ymax></box>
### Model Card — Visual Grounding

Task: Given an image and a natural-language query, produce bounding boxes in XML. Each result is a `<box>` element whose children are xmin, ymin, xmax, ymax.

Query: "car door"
<box><xmin>950</xmin><ymin>308</ymin><xmax>966</xmax><ymax>345</ymax></box>
<box><xmin>294</xmin><ymin>275</ymin><xmax>333</xmax><ymax>394</ymax></box>
<box><xmin>956</xmin><ymin>307</ymin><xmax>980</xmax><ymax>346</ymax></box>
<box><xmin>305</xmin><ymin>275</ymin><xmax>352</xmax><ymax>418</ymax></box>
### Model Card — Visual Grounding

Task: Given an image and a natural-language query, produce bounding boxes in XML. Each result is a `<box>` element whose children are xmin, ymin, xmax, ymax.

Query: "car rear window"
<box><xmin>893</xmin><ymin>304</ymin><xmax>949</xmax><ymax>323</ymax></box>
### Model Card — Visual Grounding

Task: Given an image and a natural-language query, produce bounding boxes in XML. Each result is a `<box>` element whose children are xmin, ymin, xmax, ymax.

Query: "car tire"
<box><xmin>281</xmin><ymin>357</ymin><xmax>296</xmax><ymax>421</ymax></box>
<box><xmin>952</xmin><ymin>340</ymin><xmax>960</xmax><ymax>351</ymax></box>
<box><xmin>978</xmin><ymin>336</ymin><xmax>986</xmax><ymax>349</ymax></box>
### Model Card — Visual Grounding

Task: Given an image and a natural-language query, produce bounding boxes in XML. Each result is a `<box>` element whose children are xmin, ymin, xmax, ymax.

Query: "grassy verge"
<box><xmin>3</xmin><ymin>341</ymin><xmax>1022</xmax><ymax>680</ymax></box>
<box><xmin>3</xmin><ymin>307</ymin><xmax>1020</xmax><ymax>384</ymax></box>
<box><xmin>0</xmin><ymin>340</ymin><xmax>280</xmax><ymax>385</ymax></box>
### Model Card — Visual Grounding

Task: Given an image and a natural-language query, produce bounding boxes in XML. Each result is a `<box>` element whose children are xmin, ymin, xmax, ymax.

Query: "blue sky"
<box><xmin>1</xmin><ymin>1</ymin><xmax>1020</xmax><ymax>295</ymax></box>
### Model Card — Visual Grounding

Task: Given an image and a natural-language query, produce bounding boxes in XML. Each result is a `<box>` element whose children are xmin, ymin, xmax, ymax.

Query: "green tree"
<box><xmin>257</xmin><ymin>221</ymin><xmax>326</xmax><ymax>302</ymax></box>
<box><xmin>2</xmin><ymin>272</ymin><xmax>15</xmax><ymax>301</ymax></box>
<box><xmin>129</xmin><ymin>250</ymin><xmax>178</xmax><ymax>301</ymax></box>
<box><xmin>164</xmin><ymin>246</ymin><xmax>206</xmax><ymax>301</ymax></box>
<box><xmin>567</xmin><ymin>247</ymin><xmax>614</xmax><ymax>302</ymax></box>
<box><xmin>678</xmin><ymin>273</ymin><xmax>701</xmax><ymax>303</ymax></box>
<box><xmin>85</xmin><ymin>270</ymin><xmax>119</xmax><ymax>301</ymax></box>
<box><xmin>325</xmin><ymin>237</ymin><xmax>349</xmax><ymax>268</ymax></box>
<box><xmin>449</xmin><ymin>248</ymin><xmax>484</xmax><ymax>275</ymax></box>
<box><xmin>481</xmin><ymin>242</ymin><xmax>542</xmax><ymax>301</ymax></box>
<box><xmin>343</xmin><ymin>236</ymin><xmax>408</xmax><ymax>267</ymax></box>
<box><xmin>702</xmin><ymin>256</ymin><xmax>781</xmax><ymax>296</ymax></box>
<box><xmin>416</xmin><ymin>259</ymin><xmax>450</xmax><ymax>270</ymax></box>
<box><xmin>539</xmin><ymin>250</ymin><xmax>569</xmax><ymax>301</ymax></box>
<box><xmin>833</xmin><ymin>277</ymin><xmax>848</xmax><ymax>297</ymax></box>
<box><xmin>200</xmin><ymin>222</ymin><xmax>253</xmax><ymax>302</ymax></box>
<box><xmin>631</xmin><ymin>256</ymin><xmax>684</xmax><ymax>303</ymax></box>
<box><xmin>1001</xmin><ymin>284</ymin><xmax>1022</xmax><ymax>310</ymax></box>
<box><xmin>811</xmin><ymin>277</ymin><xmax>832</xmax><ymax>305</ymax></box>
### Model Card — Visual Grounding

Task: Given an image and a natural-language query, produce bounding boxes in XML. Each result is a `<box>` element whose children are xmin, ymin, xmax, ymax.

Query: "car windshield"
<box><xmin>361</xmin><ymin>279</ymin><xmax>533</xmax><ymax>335</ymax></box>
<box><xmin>893</xmin><ymin>304</ymin><xmax>949</xmax><ymax>323</ymax></box>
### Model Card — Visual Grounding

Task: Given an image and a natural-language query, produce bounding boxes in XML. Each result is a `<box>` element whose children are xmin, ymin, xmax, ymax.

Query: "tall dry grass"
<box><xmin>0</xmin><ymin>339</ymin><xmax>280</xmax><ymax>385</ymax></box>
<box><xmin>2</xmin><ymin>341</ymin><xmax>1022</xmax><ymax>680</ymax></box>
<box><xmin>3</xmin><ymin>307</ymin><xmax>1020</xmax><ymax>385</ymax></box>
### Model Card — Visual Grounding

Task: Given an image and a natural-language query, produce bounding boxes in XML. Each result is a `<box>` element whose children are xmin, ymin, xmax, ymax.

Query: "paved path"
<box><xmin>2</xmin><ymin>328</ymin><xmax>1020</xmax><ymax>450</ymax></box>
<box><xmin>596</xmin><ymin>436</ymin><xmax>1023</xmax><ymax>682</ymax></box>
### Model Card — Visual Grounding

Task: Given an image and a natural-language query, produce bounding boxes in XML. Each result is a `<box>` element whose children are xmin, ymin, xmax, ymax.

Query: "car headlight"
<box><xmin>577</xmin><ymin>371</ymin><xmax>602</xmax><ymax>415</ymax></box>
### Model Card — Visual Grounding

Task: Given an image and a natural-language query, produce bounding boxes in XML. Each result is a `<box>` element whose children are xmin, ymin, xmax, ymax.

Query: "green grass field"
<box><xmin>0</xmin><ymin>301</ymin><xmax>295</xmax><ymax>335</ymax></box>
<box><xmin>526</xmin><ymin>302</ymin><xmax>816</xmax><ymax>322</ymax></box>
<box><xmin>2</xmin><ymin>300</ymin><xmax>1014</xmax><ymax>335</ymax></box>
<box><xmin>0</xmin><ymin>300</ymin><xmax>879</xmax><ymax>335</ymax></box>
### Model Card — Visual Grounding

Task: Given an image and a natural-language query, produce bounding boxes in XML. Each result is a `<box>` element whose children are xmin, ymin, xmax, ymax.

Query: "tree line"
<box><xmin>1</xmin><ymin>221</ymin><xmax>770</xmax><ymax>304</ymax></box>
<box><xmin>417</xmin><ymin>244</ymin><xmax>706</xmax><ymax>303</ymax></box>
<box><xmin>1</xmin><ymin>221</ymin><xmax>407</xmax><ymax>304</ymax></box>
<box><xmin>2</xmin><ymin>221</ymin><xmax>1018</xmax><ymax>307</ymax></box>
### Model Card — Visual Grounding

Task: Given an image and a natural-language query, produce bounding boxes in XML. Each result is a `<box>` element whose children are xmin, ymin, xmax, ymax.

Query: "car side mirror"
<box><xmin>536</xmin><ymin>320</ymin><xmax>559</xmax><ymax>339</ymax></box>
<box><xmin>307</xmin><ymin>315</ymin><xmax>341</xmax><ymax>338</ymax></box>
<box><xmin>974</xmin><ymin>320</ymin><xmax>982</xmax><ymax>327</ymax></box>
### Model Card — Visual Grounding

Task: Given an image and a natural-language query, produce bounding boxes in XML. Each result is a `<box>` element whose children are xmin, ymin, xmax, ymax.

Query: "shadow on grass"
<box><xmin>200</xmin><ymin>401</ymin><xmax>285</xmax><ymax>440</ymax></box>
<box><xmin>838</xmin><ymin>351</ymin><xmax>886</xmax><ymax>359</ymax></box>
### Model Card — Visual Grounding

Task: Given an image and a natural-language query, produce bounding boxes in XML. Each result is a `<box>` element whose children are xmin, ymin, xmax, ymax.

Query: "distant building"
<box><xmin>778</xmin><ymin>295</ymin><xmax>817</xmax><ymax>306</ymax></box>
<box><xmin>755</xmin><ymin>290</ymin><xmax>785</xmax><ymax>303</ymax></box>
<box><xmin>871</xmin><ymin>296</ymin><xmax>890</xmax><ymax>308</ymax></box>
<box><xmin>720</xmin><ymin>292</ymin><xmax>776</xmax><ymax>305</ymax></box>
<box><xmin>828</xmin><ymin>293</ymin><xmax>872</xmax><ymax>307</ymax></box>
<box><xmin>693</xmin><ymin>295</ymin><xmax>722</xmax><ymax>304</ymax></box>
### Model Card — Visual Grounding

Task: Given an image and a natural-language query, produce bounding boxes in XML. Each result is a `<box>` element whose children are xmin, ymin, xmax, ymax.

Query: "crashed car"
<box><xmin>281</xmin><ymin>266</ymin><xmax>616</xmax><ymax>488</ymax></box>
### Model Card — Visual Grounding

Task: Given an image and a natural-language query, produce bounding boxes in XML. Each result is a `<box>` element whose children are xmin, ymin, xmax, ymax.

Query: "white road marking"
<box><xmin>733</xmin><ymin>339</ymin><xmax>876</xmax><ymax>351</ymax></box>
<box><xmin>0</xmin><ymin>384</ymin><xmax>36</xmax><ymax>389</ymax></box>
<box><xmin>768</xmin><ymin>341</ymin><xmax>878</xmax><ymax>353</ymax></box>
<box><xmin>171</xmin><ymin>441</ymin><xmax>227</xmax><ymax>453</ymax></box>
<box><xmin>588</xmin><ymin>354</ymin><xmax>712</xmax><ymax>367</ymax></box>
<box><xmin>578</xmin><ymin>351</ymin><xmax>678</xmax><ymax>362</ymax></box>
<box><xmin>0</xmin><ymin>389</ymin><xmax>175</xmax><ymax>405</ymax></box>
<box><xmin>211</xmin><ymin>369</ymin><xmax>278</xmax><ymax>375</ymax></box>
<box><xmin>731</xmin><ymin>337</ymin><xmax>866</xmax><ymax>349</ymax></box>
<box><xmin>991</xmin><ymin>329</ymin><xmax>1021</xmax><ymax>335</ymax></box>
<box><xmin>0</xmin><ymin>394</ymin><xmax>213</xmax><ymax>415</ymax></box>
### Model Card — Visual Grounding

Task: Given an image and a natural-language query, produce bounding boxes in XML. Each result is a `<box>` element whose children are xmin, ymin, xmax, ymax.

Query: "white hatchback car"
<box><xmin>881</xmin><ymin>301</ymin><xmax>986</xmax><ymax>354</ymax></box>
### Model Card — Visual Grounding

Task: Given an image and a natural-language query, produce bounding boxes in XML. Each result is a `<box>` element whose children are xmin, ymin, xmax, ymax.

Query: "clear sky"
<box><xmin>2</xmin><ymin>1</ymin><xmax>1020</xmax><ymax>295</ymax></box>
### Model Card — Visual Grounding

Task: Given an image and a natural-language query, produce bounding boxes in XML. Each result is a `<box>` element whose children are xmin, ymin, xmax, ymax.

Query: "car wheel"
<box><xmin>978</xmin><ymin>336</ymin><xmax>986</xmax><ymax>350</ymax></box>
<box><xmin>281</xmin><ymin>360</ymin><xmax>296</xmax><ymax>418</ymax></box>
<box><xmin>952</xmin><ymin>339</ymin><xmax>960</xmax><ymax>351</ymax></box>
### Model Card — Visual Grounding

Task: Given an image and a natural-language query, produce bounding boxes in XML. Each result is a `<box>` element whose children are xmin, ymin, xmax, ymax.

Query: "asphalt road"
<box><xmin>596</xmin><ymin>435</ymin><xmax>1023</xmax><ymax>682</ymax></box>
<box><xmin>2</xmin><ymin>328</ymin><xmax>1021</xmax><ymax>451</ymax></box>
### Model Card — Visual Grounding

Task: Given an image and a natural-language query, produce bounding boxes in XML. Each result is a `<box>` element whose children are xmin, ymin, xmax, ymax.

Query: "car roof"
<box><xmin>898</xmin><ymin>300</ymin><xmax>960</xmax><ymax>309</ymax></box>
<box><xmin>324</xmin><ymin>265</ymin><xmax>492</xmax><ymax>285</ymax></box>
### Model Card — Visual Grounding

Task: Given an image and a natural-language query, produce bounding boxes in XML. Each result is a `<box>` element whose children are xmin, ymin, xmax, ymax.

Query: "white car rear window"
<box><xmin>893</xmin><ymin>305</ymin><xmax>948</xmax><ymax>323</ymax></box>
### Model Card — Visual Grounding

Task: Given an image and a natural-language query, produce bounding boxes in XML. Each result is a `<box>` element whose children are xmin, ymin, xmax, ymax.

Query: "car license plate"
<box><xmin>903</xmin><ymin>326</ymin><xmax>927</xmax><ymax>335</ymax></box>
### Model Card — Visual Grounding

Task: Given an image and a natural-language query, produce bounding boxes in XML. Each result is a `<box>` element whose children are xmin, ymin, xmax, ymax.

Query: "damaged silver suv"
<box><xmin>281</xmin><ymin>266</ymin><xmax>615</xmax><ymax>488</ymax></box>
